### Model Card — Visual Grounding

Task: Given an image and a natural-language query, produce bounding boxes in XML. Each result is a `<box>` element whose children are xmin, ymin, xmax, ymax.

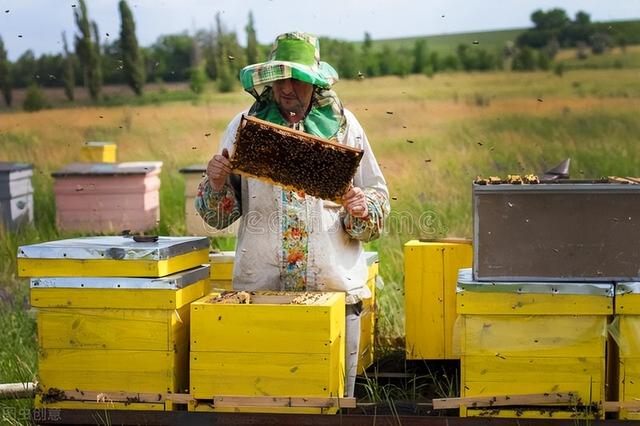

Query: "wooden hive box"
<box><xmin>206</xmin><ymin>250</ymin><xmax>378</xmax><ymax>373</ymax></box>
<box><xmin>32</xmin><ymin>265</ymin><xmax>209</xmax><ymax>411</ymax></box>
<box><xmin>231</xmin><ymin>115</ymin><xmax>363</xmax><ymax>202</ymax></box>
<box><xmin>0</xmin><ymin>162</ymin><xmax>34</xmax><ymax>231</ymax></box>
<box><xmin>456</xmin><ymin>268</ymin><xmax>613</xmax><ymax>419</ymax></box>
<box><xmin>179</xmin><ymin>165</ymin><xmax>238</xmax><ymax>237</ymax></box>
<box><xmin>613</xmin><ymin>282</ymin><xmax>640</xmax><ymax>420</ymax></box>
<box><xmin>190</xmin><ymin>291</ymin><xmax>345</xmax><ymax>414</ymax></box>
<box><xmin>404</xmin><ymin>240</ymin><xmax>473</xmax><ymax>360</ymax></box>
<box><xmin>208</xmin><ymin>251</ymin><xmax>235</xmax><ymax>292</ymax></box>
<box><xmin>473</xmin><ymin>181</ymin><xmax>640</xmax><ymax>282</ymax></box>
<box><xmin>358</xmin><ymin>252</ymin><xmax>379</xmax><ymax>374</ymax></box>
<box><xmin>18</xmin><ymin>236</ymin><xmax>209</xmax><ymax>278</ymax></box>
<box><xmin>80</xmin><ymin>141</ymin><xmax>117</xmax><ymax>163</ymax></box>
<box><xmin>52</xmin><ymin>161</ymin><xmax>162</xmax><ymax>233</ymax></box>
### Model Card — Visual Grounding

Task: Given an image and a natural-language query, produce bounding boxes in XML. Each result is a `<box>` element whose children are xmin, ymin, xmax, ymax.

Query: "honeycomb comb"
<box><xmin>230</xmin><ymin>115</ymin><xmax>364</xmax><ymax>202</ymax></box>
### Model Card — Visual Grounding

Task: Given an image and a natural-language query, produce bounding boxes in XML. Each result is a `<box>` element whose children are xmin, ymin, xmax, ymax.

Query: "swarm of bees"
<box><xmin>231</xmin><ymin>115</ymin><xmax>364</xmax><ymax>202</ymax></box>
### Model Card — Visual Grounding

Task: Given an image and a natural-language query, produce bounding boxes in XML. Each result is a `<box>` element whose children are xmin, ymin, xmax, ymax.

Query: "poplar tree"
<box><xmin>119</xmin><ymin>0</ymin><xmax>145</xmax><ymax>95</ymax></box>
<box><xmin>0</xmin><ymin>37</ymin><xmax>12</xmax><ymax>106</ymax></box>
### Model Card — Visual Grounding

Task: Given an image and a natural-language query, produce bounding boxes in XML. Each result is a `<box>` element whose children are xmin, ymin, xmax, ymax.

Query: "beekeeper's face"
<box><xmin>272</xmin><ymin>78</ymin><xmax>314</xmax><ymax>124</ymax></box>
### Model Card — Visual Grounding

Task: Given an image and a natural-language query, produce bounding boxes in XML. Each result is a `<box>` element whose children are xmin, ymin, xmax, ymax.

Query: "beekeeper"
<box><xmin>195</xmin><ymin>31</ymin><xmax>389</xmax><ymax>397</ymax></box>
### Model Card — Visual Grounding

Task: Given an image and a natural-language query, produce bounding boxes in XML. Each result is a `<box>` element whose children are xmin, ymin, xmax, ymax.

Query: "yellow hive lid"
<box><xmin>457</xmin><ymin>268</ymin><xmax>614</xmax><ymax>315</ymax></box>
<box><xmin>18</xmin><ymin>236</ymin><xmax>209</xmax><ymax>278</ymax></box>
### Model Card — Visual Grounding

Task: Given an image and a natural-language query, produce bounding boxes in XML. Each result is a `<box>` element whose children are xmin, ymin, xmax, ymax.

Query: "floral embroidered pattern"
<box><xmin>194</xmin><ymin>178</ymin><xmax>241</xmax><ymax>230</ymax></box>
<box><xmin>280</xmin><ymin>190</ymin><xmax>310</xmax><ymax>291</ymax></box>
<box><xmin>343</xmin><ymin>188</ymin><xmax>390</xmax><ymax>242</ymax></box>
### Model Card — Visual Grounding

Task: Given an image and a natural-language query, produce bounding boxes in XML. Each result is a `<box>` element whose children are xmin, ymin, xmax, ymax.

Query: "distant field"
<box><xmin>364</xmin><ymin>18</ymin><xmax>640</xmax><ymax>58</ymax></box>
<box><xmin>367</xmin><ymin>28</ymin><xmax>524</xmax><ymax>54</ymax></box>
<box><xmin>1</xmin><ymin>68</ymin><xmax>640</xmax><ymax>424</ymax></box>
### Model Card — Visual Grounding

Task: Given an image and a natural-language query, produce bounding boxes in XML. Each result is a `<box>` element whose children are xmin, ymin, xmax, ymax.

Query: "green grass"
<box><xmin>0</xmin><ymin>68</ymin><xmax>639</xmax><ymax>423</ymax></box>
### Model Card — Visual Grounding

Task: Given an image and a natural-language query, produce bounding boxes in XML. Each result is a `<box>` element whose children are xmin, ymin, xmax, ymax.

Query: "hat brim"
<box><xmin>240</xmin><ymin>61</ymin><xmax>338</xmax><ymax>92</ymax></box>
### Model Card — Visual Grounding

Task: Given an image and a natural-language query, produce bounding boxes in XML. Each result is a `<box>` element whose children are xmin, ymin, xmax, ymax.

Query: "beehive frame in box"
<box><xmin>190</xmin><ymin>291</ymin><xmax>345</xmax><ymax>414</ymax></box>
<box><xmin>230</xmin><ymin>115</ymin><xmax>364</xmax><ymax>202</ymax></box>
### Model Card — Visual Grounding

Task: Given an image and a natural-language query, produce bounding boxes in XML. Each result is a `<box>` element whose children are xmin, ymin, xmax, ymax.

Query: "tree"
<box><xmin>91</xmin><ymin>21</ymin><xmax>103</xmax><ymax>98</ymax></box>
<box><xmin>245</xmin><ymin>11</ymin><xmax>258</xmax><ymax>65</ymax></box>
<box><xmin>119</xmin><ymin>0</ymin><xmax>145</xmax><ymax>95</ymax></box>
<box><xmin>512</xmin><ymin>46</ymin><xmax>536</xmax><ymax>71</ymax></box>
<box><xmin>61</xmin><ymin>32</ymin><xmax>75</xmax><ymax>101</ymax></box>
<box><xmin>149</xmin><ymin>33</ymin><xmax>193</xmax><ymax>82</ymax></box>
<box><xmin>0</xmin><ymin>37</ymin><xmax>11</xmax><ymax>106</ymax></box>
<box><xmin>531</xmin><ymin>8</ymin><xmax>570</xmax><ymax>31</ymax></box>
<box><xmin>10</xmin><ymin>50</ymin><xmax>37</xmax><ymax>88</ymax></box>
<box><xmin>537</xmin><ymin>50</ymin><xmax>550</xmax><ymax>70</ymax></box>
<box><xmin>215</xmin><ymin>12</ymin><xmax>236</xmax><ymax>92</ymax></box>
<box><xmin>412</xmin><ymin>39</ymin><xmax>428</xmax><ymax>74</ymax></box>
<box><xmin>73</xmin><ymin>0</ymin><xmax>102</xmax><ymax>100</ymax></box>
<box><xmin>360</xmin><ymin>32</ymin><xmax>378</xmax><ymax>77</ymax></box>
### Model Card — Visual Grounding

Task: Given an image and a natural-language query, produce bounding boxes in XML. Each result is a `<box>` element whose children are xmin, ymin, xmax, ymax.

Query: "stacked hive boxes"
<box><xmin>189</xmin><ymin>291</ymin><xmax>345</xmax><ymax>414</ymax></box>
<box><xmin>52</xmin><ymin>162</ymin><xmax>162</xmax><ymax>233</ymax></box>
<box><xmin>404</xmin><ymin>240</ymin><xmax>473</xmax><ymax>360</ymax></box>
<box><xmin>18</xmin><ymin>236</ymin><xmax>209</xmax><ymax>411</ymax></box>
<box><xmin>0</xmin><ymin>162</ymin><xmax>34</xmax><ymax>231</ymax></box>
<box><xmin>458</xmin><ymin>181</ymin><xmax>640</xmax><ymax>418</ymax></box>
<box><xmin>206</xmin><ymin>250</ymin><xmax>379</xmax><ymax>373</ymax></box>
<box><xmin>457</xmin><ymin>269</ymin><xmax>612</xmax><ymax>418</ymax></box>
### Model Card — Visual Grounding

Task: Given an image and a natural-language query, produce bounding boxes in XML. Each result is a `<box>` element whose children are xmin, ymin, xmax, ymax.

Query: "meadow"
<box><xmin>1</xmin><ymin>67</ymin><xmax>640</xmax><ymax>423</ymax></box>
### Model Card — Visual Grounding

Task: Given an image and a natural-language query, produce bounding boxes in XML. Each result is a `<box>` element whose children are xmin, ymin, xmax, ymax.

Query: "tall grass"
<box><xmin>0</xmin><ymin>69</ymin><xmax>639</xmax><ymax>423</ymax></box>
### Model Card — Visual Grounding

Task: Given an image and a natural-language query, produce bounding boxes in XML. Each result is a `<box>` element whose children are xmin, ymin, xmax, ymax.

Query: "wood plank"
<box><xmin>35</xmin><ymin>399</ymin><xmax>166</xmax><ymax>411</ymax></box>
<box><xmin>462</xmin><ymin>381</ymin><xmax>603</xmax><ymax>403</ymax></box>
<box><xmin>442</xmin><ymin>243</ymin><xmax>472</xmax><ymax>359</ymax></box>
<box><xmin>434</xmin><ymin>392</ymin><xmax>577</xmax><ymax>409</ymax></box>
<box><xmin>0</xmin><ymin>382</ymin><xmax>35</xmax><ymax>399</ymax></box>
<box><xmin>212</xmin><ymin>396</ymin><xmax>355</xmax><ymax>408</ymax></box>
<box><xmin>460</xmin><ymin>315</ymin><xmax>607</xmax><ymax>357</ymax></box>
<box><xmin>38</xmin><ymin>349</ymin><xmax>177</xmax><ymax>393</ymax></box>
<box><xmin>31</xmin><ymin>279</ymin><xmax>205</xmax><ymax>309</ymax></box>
<box><xmin>43</xmin><ymin>389</ymin><xmax>193</xmax><ymax>404</ymax></box>
<box><xmin>37</xmin><ymin>308</ymin><xmax>171</xmax><ymax>350</ymax></box>
<box><xmin>404</xmin><ymin>243</ymin><xmax>445</xmax><ymax>359</ymax></box>
<box><xmin>458</xmin><ymin>292</ymin><xmax>612</xmax><ymax>315</ymax></box>
<box><xmin>463</xmin><ymin>355</ymin><xmax>605</xmax><ymax>382</ymax></box>
<box><xmin>190</xmin><ymin>346</ymin><xmax>342</xmax><ymax>400</ymax></box>
<box><xmin>19</xmin><ymin>249</ymin><xmax>208</xmax><ymax>278</ymax></box>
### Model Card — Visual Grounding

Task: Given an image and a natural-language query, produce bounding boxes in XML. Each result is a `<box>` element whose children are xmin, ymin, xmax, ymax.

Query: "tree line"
<box><xmin>0</xmin><ymin>5</ymin><xmax>638</xmax><ymax>109</ymax></box>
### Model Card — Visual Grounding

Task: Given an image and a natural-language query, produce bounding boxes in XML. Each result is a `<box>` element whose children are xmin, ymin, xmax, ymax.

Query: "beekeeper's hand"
<box><xmin>206</xmin><ymin>148</ymin><xmax>232</xmax><ymax>191</ymax></box>
<box><xmin>342</xmin><ymin>186</ymin><xmax>369</xmax><ymax>218</ymax></box>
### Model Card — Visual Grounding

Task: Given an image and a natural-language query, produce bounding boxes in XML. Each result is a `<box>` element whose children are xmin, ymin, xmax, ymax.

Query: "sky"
<box><xmin>0</xmin><ymin>0</ymin><xmax>639</xmax><ymax>60</ymax></box>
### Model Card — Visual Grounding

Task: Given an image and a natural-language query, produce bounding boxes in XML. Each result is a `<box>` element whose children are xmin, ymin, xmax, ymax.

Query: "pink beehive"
<box><xmin>52</xmin><ymin>162</ymin><xmax>162</xmax><ymax>233</ymax></box>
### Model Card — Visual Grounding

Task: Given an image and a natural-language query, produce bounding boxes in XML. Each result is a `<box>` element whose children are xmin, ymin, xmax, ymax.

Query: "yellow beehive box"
<box><xmin>208</xmin><ymin>251</ymin><xmax>235</xmax><ymax>292</ymax></box>
<box><xmin>33</xmin><ymin>265</ymin><xmax>209</xmax><ymax>411</ymax></box>
<box><xmin>81</xmin><ymin>141</ymin><xmax>117</xmax><ymax>163</ymax></box>
<box><xmin>206</xmin><ymin>250</ymin><xmax>378</xmax><ymax>373</ymax></box>
<box><xmin>190</xmin><ymin>291</ymin><xmax>345</xmax><ymax>413</ymax></box>
<box><xmin>614</xmin><ymin>282</ymin><xmax>640</xmax><ymax>420</ymax></box>
<box><xmin>179</xmin><ymin>165</ymin><xmax>238</xmax><ymax>237</ymax></box>
<box><xmin>358</xmin><ymin>252</ymin><xmax>379</xmax><ymax>374</ymax></box>
<box><xmin>457</xmin><ymin>268</ymin><xmax>613</xmax><ymax>419</ymax></box>
<box><xmin>18</xmin><ymin>236</ymin><xmax>209</xmax><ymax>278</ymax></box>
<box><xmin>404</xmin><ymin>239</ymin><xmax>472</xmax><ymax>360</ymax></box>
